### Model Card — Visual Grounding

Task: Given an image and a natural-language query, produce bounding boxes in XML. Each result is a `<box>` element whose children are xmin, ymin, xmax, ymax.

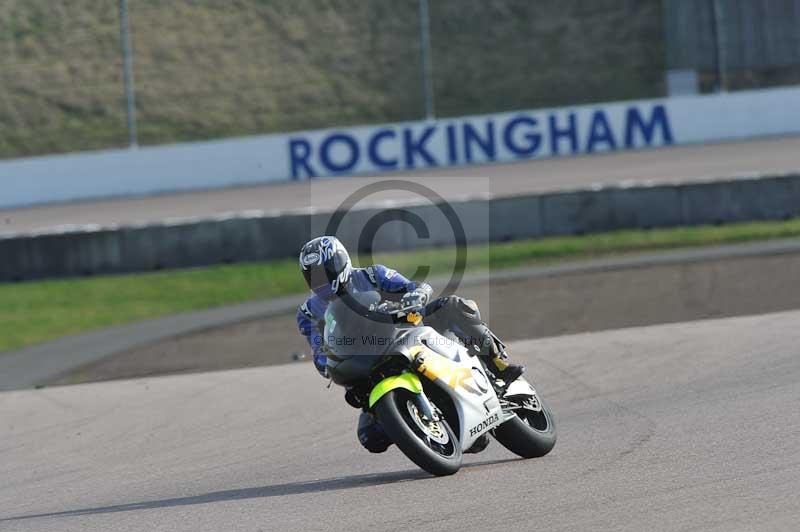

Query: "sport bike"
<box><xmin>324</xmin><ymin>292</ymin><xmax>557</xmax><ymax>476</ymax></box>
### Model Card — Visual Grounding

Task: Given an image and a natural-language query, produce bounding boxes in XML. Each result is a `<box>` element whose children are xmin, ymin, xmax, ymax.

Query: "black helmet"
<box><xmin>299</xmin><ymin>236</ymin><xmax>352</xmax><ymax>300</ymax></box>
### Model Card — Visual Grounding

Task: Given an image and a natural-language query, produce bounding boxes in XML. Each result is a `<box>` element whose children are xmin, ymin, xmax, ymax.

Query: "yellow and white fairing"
<box><xmin>408</xmin><ymin>328</ymin><xmax>510</xmax><ymax>451</ymax></box>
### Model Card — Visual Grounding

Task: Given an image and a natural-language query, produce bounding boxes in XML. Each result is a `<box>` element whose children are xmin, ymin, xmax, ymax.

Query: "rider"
<box><xmin>296</xmin><ymin>235</ymin><xmax>525</xmax><ymax>453</ymax></box>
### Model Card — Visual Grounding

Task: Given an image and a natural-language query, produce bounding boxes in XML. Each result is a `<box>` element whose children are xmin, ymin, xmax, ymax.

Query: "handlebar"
<box><xmin>370</xmin><ymin>300</ymin><xmax>424</xmax><ymax>325</ymax></box>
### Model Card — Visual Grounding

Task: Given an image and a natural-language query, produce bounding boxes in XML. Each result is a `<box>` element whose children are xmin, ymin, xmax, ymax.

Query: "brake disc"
<box><xmin>406</xmin><ymin>401</ymin><xmax>449</xmax><ymax>444</ymax></box>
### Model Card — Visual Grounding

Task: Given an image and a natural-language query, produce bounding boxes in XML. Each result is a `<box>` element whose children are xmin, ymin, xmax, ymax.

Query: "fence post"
<box><xmin>118</xmin><ymin>0</ymin><xmax>139</xmax><ymax>146</ymax></box>
<box><xmin>418</xmin><ymin>0</ymin><xmax>435</xmax><ymax>120</ymax></box>
<box><xmin>710</xmin><ymin>0</ymin><xmax>728</xmax><ymax>92</ymax></box>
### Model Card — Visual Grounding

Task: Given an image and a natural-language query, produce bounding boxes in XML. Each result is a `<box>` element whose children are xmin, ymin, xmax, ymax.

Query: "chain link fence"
<box><xmin>665</xmin><ymin>0</ymin><xmax>800</xmax><ymax>92</ymax></box>
<box><xmin>0</xmin><ymin>0</ymin><xmax>798</xmax><ymax>160</ymax></box>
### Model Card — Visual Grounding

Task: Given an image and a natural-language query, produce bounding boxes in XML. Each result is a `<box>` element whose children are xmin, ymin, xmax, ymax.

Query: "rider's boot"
<box><xmin>478</xmin><ymin>330</ymin><xmax>525</xmax><ymax>386</ymax></box>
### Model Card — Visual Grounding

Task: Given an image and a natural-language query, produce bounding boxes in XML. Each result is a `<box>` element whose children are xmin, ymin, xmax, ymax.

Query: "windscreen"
<box><xmin>323</xmin><ymin>292</ymin><xmax>398</xmax><ymax>358</ymax></box>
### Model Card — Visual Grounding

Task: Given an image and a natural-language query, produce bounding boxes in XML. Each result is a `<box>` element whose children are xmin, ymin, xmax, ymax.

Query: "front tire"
<box><xmin>374</xmin><ymin>389</ymin><xmax>462</xmax><ymax>476</ymax></box>
<box><xmin>492</xmin><ymin>396</ymin><xmax>557</xmax><ymax>459</ymax></box>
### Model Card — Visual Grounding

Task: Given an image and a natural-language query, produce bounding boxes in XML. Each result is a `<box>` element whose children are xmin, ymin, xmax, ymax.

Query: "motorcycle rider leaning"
<box><xmin>296</xmin><ymin>236</ymin><xmax>524</xmax><ymax>453</ymax></box>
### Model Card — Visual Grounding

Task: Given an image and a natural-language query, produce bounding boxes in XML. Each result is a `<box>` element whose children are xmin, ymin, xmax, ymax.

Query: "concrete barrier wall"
<box><xmin>2</xmin><ymin>173</ymin><xmax>799</xmax><ymax>282</ymax></box>
<box><xmin>3</xmin><ymin>86</ymin><xmax>800</xmax><ymax>208</ymax></box>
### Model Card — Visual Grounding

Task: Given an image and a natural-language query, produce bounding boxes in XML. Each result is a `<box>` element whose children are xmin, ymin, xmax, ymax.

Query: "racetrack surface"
<box><xmin>2</xmin><ymin>135</ymin><xmax>799</xmax><ymax>235</ymax></box>
<box><xmin>2</xmin><ymin>310</ymin><xmax>799</xmax><ymax>531</ymax></box>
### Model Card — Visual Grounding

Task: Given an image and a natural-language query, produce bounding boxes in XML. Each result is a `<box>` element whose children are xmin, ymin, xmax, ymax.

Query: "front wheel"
<box><xmin>492</xmin><ymin>395</ymin><xmax>557</xmax><ymax>459</ymax></box>
<box><xmin>374</xmin><ymin>389</ymin><xmax>462</xmax><ymax>476</ymax></box>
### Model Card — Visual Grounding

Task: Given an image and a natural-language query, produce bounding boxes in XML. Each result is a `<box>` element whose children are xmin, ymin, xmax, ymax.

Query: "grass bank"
<box><xmin>3</xmin><ymin>218</ymin><xmax>800</xmax><ymax>353</ymax></box>
<box><xmin>0</xmin><ymin>1</ymin><xmax>662</xmax><ymax>158</ymax></box>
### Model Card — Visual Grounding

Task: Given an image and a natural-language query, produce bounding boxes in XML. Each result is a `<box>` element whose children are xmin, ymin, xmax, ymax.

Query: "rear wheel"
<box><xmin>374</xmin><ymin>389</ymin><xmax>462</xmax><ymax>476</ymax></box>
<box><xmin>492</xmin><ymin>394</ymin><xmax>557</xmax><ymax>458</ymax></box>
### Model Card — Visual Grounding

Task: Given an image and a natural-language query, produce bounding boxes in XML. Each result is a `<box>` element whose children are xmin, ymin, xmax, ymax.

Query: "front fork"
<box><xmin>412</xmin><ymin>389</ymin><xmax>440</xmax><ymax>422</ymax></box>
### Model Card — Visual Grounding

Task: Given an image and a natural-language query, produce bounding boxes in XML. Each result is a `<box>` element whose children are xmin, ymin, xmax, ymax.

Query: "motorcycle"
<box><xmin>324</xmin><ymin>291</ymin><xmax>557</xmax><ymax>476</ymax></box>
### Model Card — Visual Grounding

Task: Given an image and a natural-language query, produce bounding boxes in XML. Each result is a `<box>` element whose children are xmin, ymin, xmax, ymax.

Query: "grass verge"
<box><xmin>2</xmin><ymin>218</ymin><xmax>800</xmax><ymax>353</ymax></box>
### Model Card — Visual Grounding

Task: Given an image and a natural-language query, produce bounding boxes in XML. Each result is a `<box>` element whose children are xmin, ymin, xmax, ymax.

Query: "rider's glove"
<box><xmin>400</xmin><ymin>290</ymin><xmax>429</xmax><ymax>312</ymax></box>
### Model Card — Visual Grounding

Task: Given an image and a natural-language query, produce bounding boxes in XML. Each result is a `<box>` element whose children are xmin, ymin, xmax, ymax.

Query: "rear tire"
<box><xmin>492</xmin><ymin>397</ymin><xmax>557</xmax><ymax>459</ymax></box>
<box><xmin>374</xmin><ymin>389</ymin><xmax>462</xmax><ymax>476</ymax></box>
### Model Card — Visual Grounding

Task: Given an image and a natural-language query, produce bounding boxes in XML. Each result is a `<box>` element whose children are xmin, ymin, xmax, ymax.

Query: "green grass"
<box><xmin>3</xmin><ymin>218</ymin><xmax>800</xmax><ymax>354</ymax></box>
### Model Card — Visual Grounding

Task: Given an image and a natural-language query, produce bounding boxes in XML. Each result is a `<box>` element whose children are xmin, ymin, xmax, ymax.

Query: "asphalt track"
<box><xmin>2</xmin><ymin>310</ymin><xmax>799</xmax><ymax>532</ymax></box>
<box><xmin>2</xmin><ymin>135</ymin><xmax>799</xmax><ymax>235</ymax></box>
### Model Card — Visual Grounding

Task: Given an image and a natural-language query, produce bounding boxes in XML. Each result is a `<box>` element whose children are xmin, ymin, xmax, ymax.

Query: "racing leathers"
<box><xmin>296</xmin><ymin>264</ymin><xmax>429</xmax><ymax>376</ymax></box>
<box><xmin>296</xmin><ymin>264</ymin><xmax>523</xmax><ymax>452</ymax></box>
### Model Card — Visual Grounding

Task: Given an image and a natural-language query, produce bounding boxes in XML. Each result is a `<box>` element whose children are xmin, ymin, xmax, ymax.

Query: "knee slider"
<box><xmin>358</xmin><ymin>426</ymin><xmax>391</xmax><ymax>453</ymax></box>
<box><xmin>458</xmin><ymin>298</ymin><xmax>478</xmax><ymax>314</ymax></box>
<box><xmin>456</xmin><ymin>297</ymin><xmax>481</xmax><ymax>321</ymax></box>
<box><xmin>357</xmin><ymin>415</ymin><xmax>391</xmax><ymax>453</ymax></box>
